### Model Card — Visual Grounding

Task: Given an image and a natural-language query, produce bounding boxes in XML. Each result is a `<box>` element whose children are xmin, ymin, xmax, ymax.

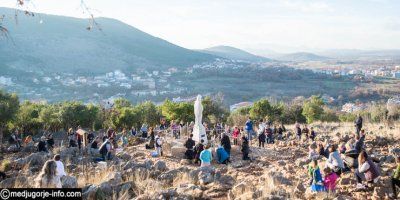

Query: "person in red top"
<box><xmin>232</xmin><ymin>126</ymin><xmax>240</xmax><ymax>145</ymax></box>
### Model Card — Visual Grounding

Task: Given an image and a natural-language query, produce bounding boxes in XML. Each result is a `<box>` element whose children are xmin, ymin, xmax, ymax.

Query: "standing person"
<box><xmin>257</xmin><ymin>119</ymin><xmax>266</xmax><ymax>137</ymax></box>
<box><xmin>36</xmin><ymin>160</ymin><xmax>62</xmax><ymax>188</ymax></box>
<box><xmin>232</xmin><ymin>127</ymin><xmax>240</xmax><ymax>146</ymax></box>
<box><xmin>310</xmin><ymin>127</ymin><xmax>316</xmax><ymax>141</ymax></box>
<box><xmin>107</xmin><ymin>127</ymin><xmax>116</xmax><ymax>139</ymax></box>
<box><xmin>391</xmin><ymin>156</ymin><xmax>400</xmax><ymax>198</ymax></box>
<box><xmin>53</xmin><ymin>154</ymin><xmax>66</xmax><ymax>178</ymax></box>
<box><xmin>171</xmin><ymin>121</ymin><xmax>180</xmax><ymax>139</ymax></box>
<box><xmin>155</xmin><ymin>134</ymin><xmax>163</xmax><ymax>156</ymax></box>
<box><xmin>87</xmin><ymin>131</ymin><xmax>95</xmax><ymax>144</ymax></box>
<box><xmin>194</xmin><ymin>139</ymin><xmax>205</xmax><ymax>165</ymax></box>
<box><xmin>265</xmin><ymin>125</ymin><xmax>274</xmax><ymax>144</ymax></box>
<box><xmin>277</xmin><ymin>125</ymin><xmax>284</xmax><ymax>140</ymax></box>
<box><xmin>258</xmin><ymin>129</ymin><xmax>266</xmax><ymax>148</ymax></box>
<box><xmin>67</xmin><ymin>128</ymin><xmax>77</xmax><ymax>148</ymax></box>
<box><xmin>120</xmin><ymin>129</ymin><xmax>129</xmax><ymax>148</ymax></box>
<box><xmin>99</xmin><ymin>138</ymin><xmax>113</xmax><ymax>161</ymax></box>
<box><xmin>45</xmin><ymin>131</ymin><xmax>54</xmax><ymax>150</ymax></box>
<box><xmin>245</xmin><ymin>118</ymin><xmax>254</xmax><ymax>142</ymax></box>
<box><xmin>354</xmin><ymin>151</ymin><xmax>380</xmax><ymax>189</ymax></box>
<box><xmin>90</xmin><ymin>137</ymin><xmax>100</xmax><ymax>155</ymax></box>
<box><xmin>76</xmin><ymin>129</ymin><xmax>83</xmax><ymax>150</ymax></box>
<box><xmin>241</xmin><ymin>136</ymin><xmax>250</xmax><ymax>160</ymax></box>
<box><xmin>296</xmin><ymin>123</ymin><xmax>302</xmax><ymax>141</ymax></box>
<box><xmin>200</xmin><ymin>144</ymin><xmax>212</xmax><ymax>167</ymax></box>
<box><xmin>38</xmin><ymin>136</ymin><xmax>48</xmax><ymax>152</ymax></box>
<box><xmin>184</xmin><ymin>134</ymin><xmax>196</xmax><ymax>160</ymax></box>
<box><xmin>220</xmin><ymin>133</ymin><xmax>231</xmax><ymax>156</ymax></box>
<box><xmin>354</xmin><ymin>115</ymin><xmax>363</xmax><ymax>137</ymax></box>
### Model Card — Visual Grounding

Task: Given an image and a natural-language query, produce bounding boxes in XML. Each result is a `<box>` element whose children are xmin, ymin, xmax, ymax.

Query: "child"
<box><xmin>308</xmin><ymin>143</ymin><xmax>319</xmax><ymax>161</ymax></box>
<box><xmin>324</xmin><ymin>167</ymin><xmax>338</xmax><ymax>193</ymax></box>
<box><xmin>200</xmin><ymin>144</ymin><xmax>212</xmax><ymax>167</ymax></box>
<box><xmin>391</xmin><ymin>156</ymin><xmax>400</xmax><ymax>198</ymax></box>
<box><xmin>308</xmin><ymin>160</ymin><xmax>325</xmax><ymax>192</ymax></box>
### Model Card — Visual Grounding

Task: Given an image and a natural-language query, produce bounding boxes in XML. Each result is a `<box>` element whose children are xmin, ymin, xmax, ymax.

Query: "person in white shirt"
<box><xmin>53</xmin><ymin>154</ymin><xmax>67</xmax><ymax>177</ymax></box>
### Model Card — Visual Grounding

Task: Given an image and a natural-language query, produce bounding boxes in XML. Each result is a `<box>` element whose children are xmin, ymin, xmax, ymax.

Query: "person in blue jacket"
<box><xmin>200</xmin><ymin>144</ymin><xmax>212</xmax><ymax>167</ymax></box>
<box><xmin>216</xmin><ymin>145</ymin><xmax>230</xmax><ymax>164</ymax></box>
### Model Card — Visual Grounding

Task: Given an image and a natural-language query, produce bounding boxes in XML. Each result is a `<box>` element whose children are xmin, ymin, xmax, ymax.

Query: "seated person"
<box><xmin>216</xmin><ymin>145</ymin><xmax>229</xmax><ymax>164</ymax></box>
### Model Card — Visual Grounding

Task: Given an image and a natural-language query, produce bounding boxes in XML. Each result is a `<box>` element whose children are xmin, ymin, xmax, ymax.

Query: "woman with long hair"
<box><xmin>36</xmin><ymin>160</ymin><xmax>62</xmax><ymax>188</ymax></box>
<box><xmin>354</xmin><ymin>151</ymin><xmax>380</xmax><ymax>189</ymax></box>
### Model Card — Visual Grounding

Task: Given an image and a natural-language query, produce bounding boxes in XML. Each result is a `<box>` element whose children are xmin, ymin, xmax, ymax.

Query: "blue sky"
<box><xmin>1</xmin><ymin>0</ymin><xmax>399</xmax><ymax>53</ymax></box>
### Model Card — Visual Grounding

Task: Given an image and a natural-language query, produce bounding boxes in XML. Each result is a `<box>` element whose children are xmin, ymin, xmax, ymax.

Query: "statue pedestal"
<box><xmin>192</xmin><ymin>123</ymin><xmax>207</xmax><ymax>144</ymax></box>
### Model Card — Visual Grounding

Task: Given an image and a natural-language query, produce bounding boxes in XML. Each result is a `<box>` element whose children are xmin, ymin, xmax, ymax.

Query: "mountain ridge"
<box><xmin>199</xmin><ymin>45</ymin><xmax>271</xmax><ymax>62</ymax></box>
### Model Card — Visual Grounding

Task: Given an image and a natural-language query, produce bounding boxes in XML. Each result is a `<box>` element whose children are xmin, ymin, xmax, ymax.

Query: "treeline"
<box><xmin>0</xmin><ymin>89</ymin><xmax>399</xmax><ymax>138</ymax></box>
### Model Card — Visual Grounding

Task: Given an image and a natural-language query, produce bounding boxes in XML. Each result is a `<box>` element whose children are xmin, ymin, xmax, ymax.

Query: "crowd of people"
<box><xmin>1</xmin><ymin>114</ymin><xmax>399</xmax><ymax>198</ymax></box>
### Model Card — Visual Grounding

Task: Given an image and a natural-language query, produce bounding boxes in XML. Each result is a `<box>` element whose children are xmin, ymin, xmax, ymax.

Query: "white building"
<box><xmin>0</xmin><ymin>76</ymin><xmax>13</xmax><ymax>86</ymax></box>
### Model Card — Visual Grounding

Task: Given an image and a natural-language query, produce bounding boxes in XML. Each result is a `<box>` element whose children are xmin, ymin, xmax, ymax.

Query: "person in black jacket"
<box><xmin>38</xmin><ymin>136</ymin><xmax>48</xmax><ymax>152</ymax></box>
<box><xmin>258</xmin><ymin>131</ymin><xmax>266</xmax><ymax>148</ymax></box>
<box><xmin>184</xmin><ymin>134</ymin><xmax>196</xmax><ymax>160</ymax></box>
<box><xmin>241</xmin><ymin>136</ymin><xmax>250</xmax><ymax>160</ymax></box>
<box><xmin>354</xmin><ymin>130</ymin><xmax>366</xmax><ymax>153</ymax></box>
<box><xmin>220</xmin><ymin>133</ymin><xmax>231</xmax><ymax>156</ymax></box>
<box><xmin>194</xmin><ymin>139</ymin><xmax>205</xmax><ymax>165</ymax></box>
<box><xmin>355</xmin><ymin>115</ymin><xmax>363</xmax><ymax>137</ymax></box>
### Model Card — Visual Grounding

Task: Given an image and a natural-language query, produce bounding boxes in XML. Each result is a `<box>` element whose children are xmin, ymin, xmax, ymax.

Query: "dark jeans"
<box><xmin>243</xmin><ymin>153</ymin><xmax>250</xmax><ymax>160</ymax></box>
<box><xmin>259</xmin><ymin>141</ymin><xmax>265</xmax><ymax>148</ymax></box>
<box><xmin>233</xmin><ymin>138</ymin><xmax>238</xmax><ymax>145</ymax></box>
<box><xmin>393</xmin><ymin>178</ymin><xmax>400</xmax><ymax>197</ymax></box>
<box><xmin>266</xmin><ymin>136</ymin><xmax>274</xmax><ymax>144</ymax></box>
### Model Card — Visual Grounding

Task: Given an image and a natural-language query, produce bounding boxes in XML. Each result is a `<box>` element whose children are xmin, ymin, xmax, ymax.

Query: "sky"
<box><xmin>1</xmin><ymin>0</ymin><xmax>400</xmax><ymax>54</ymax></box>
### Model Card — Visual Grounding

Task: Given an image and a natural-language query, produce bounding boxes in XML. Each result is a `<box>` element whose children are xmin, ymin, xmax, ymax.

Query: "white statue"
<box><xmin>192</xmin><ymin>95</ymin><xmax>207</xmax><ymax>144</ymax></box>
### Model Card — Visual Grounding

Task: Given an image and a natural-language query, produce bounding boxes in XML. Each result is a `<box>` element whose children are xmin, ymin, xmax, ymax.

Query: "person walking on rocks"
<box><xmin>36</xmin><ymin>160</ymin><xmax>62</xmax><ymax>188</ymax></box>
<box><xmin>354</xmin><ymin>115</ymin><xmax>363</xmax><ymax>137</ymax></box>
<box><xmin>200</xmin><ymin>144</ymin><xmax>212</xmax><ymax>167</ymax></box>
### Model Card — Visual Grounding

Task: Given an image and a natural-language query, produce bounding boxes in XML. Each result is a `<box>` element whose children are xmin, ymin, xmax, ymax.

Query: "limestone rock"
<box><xmin>153</xmin><ymin>160</ymin><xmax>168</xmax><ymax>172</ymax></box>
<box><xmin>61</xmin><ymin>176</ymin><xmax>78</xmax><ymax>188</ymax></box>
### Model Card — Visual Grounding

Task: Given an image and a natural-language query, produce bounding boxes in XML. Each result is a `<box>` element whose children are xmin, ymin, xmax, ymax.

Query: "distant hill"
<box><xmin>319</xmin><ymin>49</ymin><xmax>400</xmax><ymax>60</ymax></box>
<box><xmin>277</xmin><ymin>52</ymin><xmax>329</xmax><ymax>62</ymax></box>
<box><xmin>0</xmin><ymin>7</ymin><xmax>215</xmax><ymax>74</ymax></box>
<box><xmin>200</xmin><ymin>45</ymin><xmax>271</xmax><ymax>62</ymax></box>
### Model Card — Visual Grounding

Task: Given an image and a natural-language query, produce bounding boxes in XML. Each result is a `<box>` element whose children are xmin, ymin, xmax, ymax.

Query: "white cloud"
<box><xmin>282</xmin><ymin>0</ymin><xmax>334</xmax><ymax>13</ymax></box>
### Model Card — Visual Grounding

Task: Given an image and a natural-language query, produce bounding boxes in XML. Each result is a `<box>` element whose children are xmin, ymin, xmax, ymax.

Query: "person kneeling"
<box><xmin>216</xmin><ymin>145</ymin><xmax>230</xmax><ymax>164</ymax></box>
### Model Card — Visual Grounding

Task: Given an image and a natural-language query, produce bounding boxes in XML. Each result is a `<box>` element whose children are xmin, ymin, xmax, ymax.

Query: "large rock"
<box><xmin>176</xmin><ymin>184</ymin><xmax>203</xmax><ymax>199</ymax></box>
<box><xmin>24</xmin><ymin>152</ymin><xmax>49</xmax><ymax>169</ymax></box>
<box><xmin>170</xmin><ymin>146</ymin><xmax>186</xmax><ymax>158</ymax></box>
<box><xmin>61</xmin><ymin>176</ymin><xmax>78</xmax><ymax>188</ymax></box>
<box><xmin>0</xmin><ymin>176</ymin><xmax>29</xmax><ymax>188</ymax></box>
<box><xmin>153</xmin><ymin>160</ymin><xmax>168</xmax><ymax>172</ymax></box>
<box><xmin>82</xmin><ymin>185</ymin><xmax>99</xmax><ymax>200</ymax></box>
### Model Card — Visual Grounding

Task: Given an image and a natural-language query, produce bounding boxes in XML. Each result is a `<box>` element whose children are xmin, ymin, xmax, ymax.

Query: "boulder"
<box><xmin>61</xmin><ymin>176</ymin><xmax>78</xmax><ymax>188</ymax></box>
<box><xmin>199</xmin><ymin>170</ymin><xmax>214</xmax><ymax>185</ymax></box>
<box><xmin>117</xmin><ymin>152</ymin><xmax>132</xmax><ymax>161</ymax></box>
<box><xmin>153</xmin><ymin>160</ymin><xmax>168</xmax><ymax>172</ymax></box>
<box><xmin>170</xmin><ymin>146</ymin><xmax>186</xmax><ymax>158</ymax></box>
<box><xmin>176</xmin><ymin>184</ymin><xmax>203</xmax><ymax>199</ymax></box>
<box><xmin>0</xmin><ymin>176</ymin><xmax>29</xmax><ymax>188</ymax></box>
<box><xmin>123</xmin><ymin>161</ymin><xmax>135</xmax><ymax>170</ymax></box>
<box><xmin>24</xmin><ymin>152</ymin><xmax>48</xmax><ymax>169</ymax></box>
<box><xmin>82</xmin><ymin>185</ymin><xmax>98</xmax><ymax>200</ymax></box>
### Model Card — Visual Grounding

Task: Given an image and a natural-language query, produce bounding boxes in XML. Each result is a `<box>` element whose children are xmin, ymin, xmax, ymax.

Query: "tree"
<box><xmin>202</xmin><ymin>96</ymin><xmax>229</xmax><ymax>123</ymax></box>
<box><xmin>281</xmin><ymin>103</ymin><xmax>306</xmax><ymax>124</ymax></box>
<box><xmin>14</xmin><ymin>101</ymin><xmax>44</xmax><ymax>134</ymax></box>
<box><xmin>161</xmin><ymin>99</ymin><xmax>194</xmax><ymax>123</ymax></box>
<box><xmin>0</xmin><ymin>90</ymin><xmax>19</xmax><ymax>150</ymax></box>
<box><xmin>249</xmin><ymin>99</ymin><xmax>272</xmax><ymax>120</ymax></box>
<box><xmin>110</xmin><ymin>107</ymin><xmax>140</xmax><ymax>129</ymax></box>
<box><xmin>302</xmin><ymin>95</ymin><xmax>324</xmax><ymax>123</ymax></box>
<box><xmin>136</xmin><ymin>101</ymin><xmax>161</xmax><ymax>127</ymax></box>
<box><xmin>39</xmin><ymin>104</ymin><xmax>62</xmax><ymax>132</ymax></box>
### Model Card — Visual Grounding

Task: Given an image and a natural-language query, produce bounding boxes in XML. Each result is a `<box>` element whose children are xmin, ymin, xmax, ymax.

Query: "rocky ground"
<box><xmin>0</xmin><ymin>122</ymin><xmax>399</xmax><ymax>200</ymax></box>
